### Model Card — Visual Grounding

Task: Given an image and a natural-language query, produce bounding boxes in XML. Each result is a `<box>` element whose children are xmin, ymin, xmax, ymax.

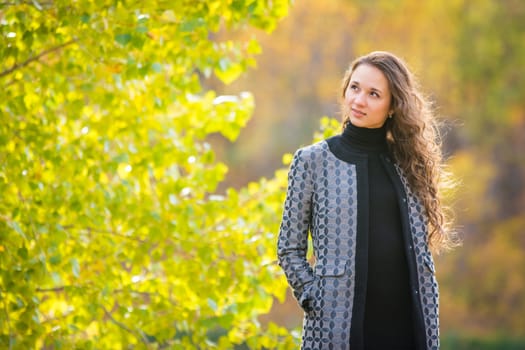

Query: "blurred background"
<box><xmin>211</xmin><ymin>0</ymin><xmax>525</xmax><ymax>347</ymax></box>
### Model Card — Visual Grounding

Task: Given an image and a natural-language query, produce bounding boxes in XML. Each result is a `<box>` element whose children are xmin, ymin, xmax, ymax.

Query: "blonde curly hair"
<box><xmin>341</xmin><ymin>51</ymin><xmax>457</xmax><ymax>252</ymax></box>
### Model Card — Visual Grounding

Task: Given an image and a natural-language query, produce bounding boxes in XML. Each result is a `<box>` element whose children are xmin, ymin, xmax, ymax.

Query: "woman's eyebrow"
<box><xmin>370</xmin><ymin>87</ymin><xmax>383</xmax><ymax>94</ymax></box>
<box><xmin>350</xmin><ymin>80</ymin><xmax>383</xmax><ymax>95</ymax></box>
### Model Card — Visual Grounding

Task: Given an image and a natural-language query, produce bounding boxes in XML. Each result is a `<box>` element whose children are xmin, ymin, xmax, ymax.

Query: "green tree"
<box><xmin>0</xmin><ymin>0</ymin><xmax>297</xmax><ymax>348</ymax></box>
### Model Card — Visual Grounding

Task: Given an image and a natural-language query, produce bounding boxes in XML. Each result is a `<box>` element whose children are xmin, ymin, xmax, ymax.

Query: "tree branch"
<box><xmin>102</xmin><ymin>305</ymin><xmax>150</xmax><ymax>344</ymax></box>
<box><xmin>1</xmin><ymin>292</ymin><xmax>14</xmax><ymax>350</ymax></box>
<box><xmin>0</xmin><ymin>38</ymin><xmax>77</xmax><ymax>79</ymax></box>
<box><xmin>62</xmin><ymin>224</ymin><xmax>147</xmax><ymax>243</ymax></box>
<box><xmin>102</xmin><ymin>305</ymin><xmax>135</xmax><ymax>334</ymax></box>
<box><xmin>0</xmin><ymin>1</ymin><xmax>54</xmax><ymax>9</ymax></box>
<box><xmin>35</xmin><ymin>286</ymin><xmax>66</xmax><ymax>292</ymax></box>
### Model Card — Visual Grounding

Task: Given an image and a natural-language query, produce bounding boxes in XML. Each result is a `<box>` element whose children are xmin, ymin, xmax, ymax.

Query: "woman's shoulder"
<box><xmin>293</xmin><ymin>140</ymin><xmax>331</xmax><ymax>160</ymax></box>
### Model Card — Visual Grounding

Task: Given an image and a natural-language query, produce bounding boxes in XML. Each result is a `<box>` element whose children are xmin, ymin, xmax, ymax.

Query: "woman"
<box><xmin>277</xmin><ymin>51</ymin><xmax>456</xmax><ymax>350</ymax></box>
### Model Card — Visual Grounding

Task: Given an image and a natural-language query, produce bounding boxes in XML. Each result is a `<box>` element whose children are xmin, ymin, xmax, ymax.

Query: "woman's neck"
<box><xmin>340</xmin><ymin>122</ymin><xmax>388</xmax><ymax>153</ymax></box>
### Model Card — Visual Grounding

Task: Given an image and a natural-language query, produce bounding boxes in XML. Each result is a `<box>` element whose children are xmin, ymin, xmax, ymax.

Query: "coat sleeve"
<box><xmin>277</xmin><ymin>148</ymin><xmax>315</xmax><ymax>311</ymax></box>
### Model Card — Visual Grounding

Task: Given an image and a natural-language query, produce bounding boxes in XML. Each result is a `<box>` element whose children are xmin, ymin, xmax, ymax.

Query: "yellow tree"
<box><xmin>0</xmin><ymin>0</ymin><xmax>297</xmax><ymax>348</ymax></box>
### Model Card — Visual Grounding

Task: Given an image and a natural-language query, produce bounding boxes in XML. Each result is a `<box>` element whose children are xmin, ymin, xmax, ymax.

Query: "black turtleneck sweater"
<box><xmin>340</xmin><ymin>123</ymin><xmax>415</xmax><ymax>350</ymax></box>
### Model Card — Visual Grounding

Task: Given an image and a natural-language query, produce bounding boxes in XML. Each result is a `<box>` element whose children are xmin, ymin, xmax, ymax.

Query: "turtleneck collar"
<box><xmin>341</xmin><ymin>121</ymin><xmax>388</xmax><ymax>153</ymax></box>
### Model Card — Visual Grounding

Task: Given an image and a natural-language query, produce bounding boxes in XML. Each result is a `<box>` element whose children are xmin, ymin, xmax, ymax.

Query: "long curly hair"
<box><xmin>341</xmin><ymin>51</ymin><xmax>457</xmax><ymax>252</ymax></box>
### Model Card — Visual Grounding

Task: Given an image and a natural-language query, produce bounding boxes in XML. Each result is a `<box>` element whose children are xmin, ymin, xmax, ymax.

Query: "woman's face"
<box><xmin>344</xmin><ymin>64</ymin><xmax>393</xmax><ymax>129</ymax></box>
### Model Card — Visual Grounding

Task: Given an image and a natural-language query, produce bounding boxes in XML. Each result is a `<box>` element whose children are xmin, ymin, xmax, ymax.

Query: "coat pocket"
<box><xmin>314</xmin><ymin>262</ymin><xmax>347</xmax><ymax>277</ymax></box>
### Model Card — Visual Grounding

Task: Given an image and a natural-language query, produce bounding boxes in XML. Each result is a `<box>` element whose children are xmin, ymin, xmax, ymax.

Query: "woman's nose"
<box><xmin>354</xmin><ymin>92</ymin><xmax>366</xmax><ymax>105</ymax></box>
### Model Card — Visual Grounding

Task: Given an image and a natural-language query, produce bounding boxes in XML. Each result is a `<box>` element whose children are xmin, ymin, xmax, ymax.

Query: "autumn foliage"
<box><xmin>1</xmin><ymin>0</ymin><xmax>525</xmax><ymax>349</ymax></box>
<box><xmin>1</xmin><ymin>0</ymin><xmax>296</xmax><ymax>348</ymax></box>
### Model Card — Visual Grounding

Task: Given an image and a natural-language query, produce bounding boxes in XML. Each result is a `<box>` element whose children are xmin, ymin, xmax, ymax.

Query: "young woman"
<box><xmin>277</xmin><ymin>51</ymin><xmax>456</xmax><ymax>350</ymax></box>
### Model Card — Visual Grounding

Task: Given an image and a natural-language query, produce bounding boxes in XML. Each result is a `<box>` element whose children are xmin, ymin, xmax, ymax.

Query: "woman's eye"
<box><xmin>350</xmin><ymin>84</ymin><xmax>358</xmax><ymax>91</ymax></box>
<box><xmin>370</xmin><ymin>91</ymin><xmax>379</xmax><ymax>98</ymax></box>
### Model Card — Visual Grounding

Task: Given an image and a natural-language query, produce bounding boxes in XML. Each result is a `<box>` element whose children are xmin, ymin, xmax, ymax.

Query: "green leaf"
<box><xmin>71</xmin><ymin>258</ymin><xmax>80</xmax><ymax>278</ymax></box>
<box><xmin>49</xmin><ymin>254</ymin><xmax>61</xmax><ymax>265</ymax></box>
<box><xmin>10</xmin><ymin>221</ymin><xmax>27</xmax><ymax>240</ymax></box>
<box><xmin>151</xmin><ymin>62</ymin><xmax>162</xmax><ymax>73</ymax></box>
<box><xmin>80</xmin><ymin>13</ymin><xmax>90</xmax><ymax>24</ymax></box>
<box><xmin>18</xmin><ymin>247</ymin><xmax>28</xmax><ymax>259</ymax></box>
<box><xmin>115</xmin><ymin>33</ymin><xmax>132</xmax><ymax>46</ymax></box>
<box><xmin>180</xmin><ymin>18</ymin><xmax>205</xmax><ymax>32</ymax></box>
<box><xmin>207</xmin><ymin>298</ymin><xmax>218</xmax><ymax>312</ymax></box>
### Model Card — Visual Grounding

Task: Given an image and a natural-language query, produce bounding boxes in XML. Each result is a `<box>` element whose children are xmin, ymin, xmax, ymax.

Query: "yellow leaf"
<box><xmin>282</xmin><ymin>153</ymin><xmax>293</xmax><ymax>165</ymax></box>
<box><xmin>117</xmin><ymin>163</ymin><xmax>132</xmax><ymax>179</ymax></box>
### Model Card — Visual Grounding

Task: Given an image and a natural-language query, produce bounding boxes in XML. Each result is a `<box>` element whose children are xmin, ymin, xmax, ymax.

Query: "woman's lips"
<box><xmin>351</xmin><ymin>108</ymin><xmax>366</xmax><ymax>118</ymax></box>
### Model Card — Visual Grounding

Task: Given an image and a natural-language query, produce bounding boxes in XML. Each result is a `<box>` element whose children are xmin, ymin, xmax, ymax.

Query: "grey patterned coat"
<box><xmin>277</xmin><ymin>140</ymin><xmax>440</xmax><ymax>350</ymax></box>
